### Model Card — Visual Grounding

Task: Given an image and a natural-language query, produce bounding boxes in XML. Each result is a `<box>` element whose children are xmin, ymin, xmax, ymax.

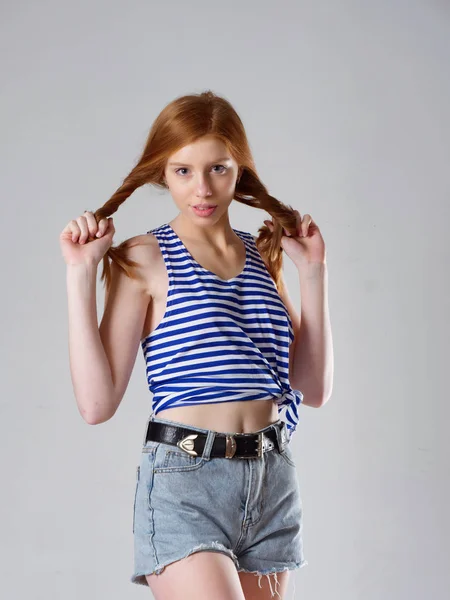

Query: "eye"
<box><xmin>174</xmin><ymin>165</ymin><xmax>228</xmax><ymax>176</ymax></box>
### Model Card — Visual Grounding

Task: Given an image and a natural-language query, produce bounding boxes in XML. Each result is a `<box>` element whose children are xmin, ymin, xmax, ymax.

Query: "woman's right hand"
<box><xmin>59</xmin><ymin>211</ymin><xmax>116</xmax><ymax>267</ymax></box>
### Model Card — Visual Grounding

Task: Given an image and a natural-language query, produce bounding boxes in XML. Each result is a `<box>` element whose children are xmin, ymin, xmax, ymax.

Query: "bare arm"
<box><xmin>67</xmin><ymin>263</ymin><xmax>115</xmax><ymax>423</ymax></box>
<box><xmin>66</xmin><ymin>239</ymin><xmax>151</xmax><ymax>424</ymax></box>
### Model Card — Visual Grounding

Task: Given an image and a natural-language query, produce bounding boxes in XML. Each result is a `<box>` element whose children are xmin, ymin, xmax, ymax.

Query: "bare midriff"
<box><xmin>140</xmin><ymin>225</ymin><xmax>280</xmax><ymax>435</ymax></box>
<box><xmin>155</xmin><ymin>400</ymin><xmax>280</xmax><ymax>435</ymax></box>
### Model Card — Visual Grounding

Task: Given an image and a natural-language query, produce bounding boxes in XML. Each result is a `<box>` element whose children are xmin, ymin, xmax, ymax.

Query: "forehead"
<box><xmin>168</xmin><ymin>136</ymin><xmax>232</xmax><ymax>163</ymax></box>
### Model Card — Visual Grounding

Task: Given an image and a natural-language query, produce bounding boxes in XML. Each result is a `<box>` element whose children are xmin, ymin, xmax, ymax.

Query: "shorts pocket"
<box><xmin>153</xmin><ymin>443</ymin><xmax>206</xmax><ymax>473</ymax></box>
<box><xmin>279</xmin><ymin>443</ymin><xmax>297</xmax><ymax>468</ymax></box>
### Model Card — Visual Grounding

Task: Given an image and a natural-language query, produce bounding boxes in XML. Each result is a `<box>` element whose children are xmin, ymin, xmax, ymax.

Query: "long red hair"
<box><xmin>92</xmin><ymin>90</ymin><xmax>299</xmax><ymax>294</ymax></box>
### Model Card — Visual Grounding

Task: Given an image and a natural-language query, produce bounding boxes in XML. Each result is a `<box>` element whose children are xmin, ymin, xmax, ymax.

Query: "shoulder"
<box><xmin>111</xmin><ymin>232</ymin><xmax>165</xmax><ymax>298</ymax></box>
<box><xmin>120</xmin><ymin>232</ymin><xmax>161</xmax><ymax>265</ymax></box>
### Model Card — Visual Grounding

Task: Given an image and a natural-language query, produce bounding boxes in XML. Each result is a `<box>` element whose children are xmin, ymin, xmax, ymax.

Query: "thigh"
<box><xmin>146</xmin><ymin>550</ymin><xmax>246</xmax><ymax>600</ymax></box>
<box><xmin>238</xmin><ymin>570</ymin><xmax>290</xmax><ymax>600</ymax></box>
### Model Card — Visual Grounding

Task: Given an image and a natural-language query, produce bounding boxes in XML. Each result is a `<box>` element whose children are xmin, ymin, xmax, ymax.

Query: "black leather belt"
<box><xmin>144</xmin><ymin>419</ymin><xmax>289</xmax><ymax>459</ymax></box>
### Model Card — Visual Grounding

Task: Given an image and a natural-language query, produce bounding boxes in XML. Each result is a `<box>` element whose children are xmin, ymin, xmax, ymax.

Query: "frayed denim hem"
<box><xmin>237</xmin><ymin>559</ymin><xmax>309</xmax><ymax>599</ymax></box>
<box><xmin>130</xmin><ymin>540</ymin><xmax>240</xmax><ymax>586</ymax></box>
<box><xmin>131</xmin><ymin>539</ymin><xmax>308</xmax><ymax>599</ymax></box>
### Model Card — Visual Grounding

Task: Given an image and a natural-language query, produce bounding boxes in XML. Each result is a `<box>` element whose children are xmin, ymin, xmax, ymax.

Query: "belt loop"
<box><xmin>274</xmin><ymin>421</ymin><xmax>288</xmax><ymax>453</ymax></box>
<box><xmin>202</xmin><ymin>429</ymin><xmax>216</xmax><ymax>460</ymax></box>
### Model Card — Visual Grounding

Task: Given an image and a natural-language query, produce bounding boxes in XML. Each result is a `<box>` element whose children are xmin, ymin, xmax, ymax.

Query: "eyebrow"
<box><xmin>168</xmin><ymin>157</ymin><xmax>231</xmax><ymax>167</ymax></box>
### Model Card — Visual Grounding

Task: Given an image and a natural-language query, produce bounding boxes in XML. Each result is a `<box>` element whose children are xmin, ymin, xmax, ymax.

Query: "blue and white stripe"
<box><xmin>141</xmin><ymin>223</ymin><xmax>304</xmax><ymax>438</ymax></box>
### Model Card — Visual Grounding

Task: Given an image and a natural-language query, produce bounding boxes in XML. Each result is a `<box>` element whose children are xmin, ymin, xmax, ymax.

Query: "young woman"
<box><xmin>59</xmin><ymin>90</ymin><xmax>333</xmax><ymax>600</ymax></box>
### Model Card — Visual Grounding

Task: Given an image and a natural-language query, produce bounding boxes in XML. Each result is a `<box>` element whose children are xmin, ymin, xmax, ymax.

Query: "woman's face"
<box><xmin>163</xmin><ymin>135</ymin><xmax>240</xmax><ymax>222</ymax></box>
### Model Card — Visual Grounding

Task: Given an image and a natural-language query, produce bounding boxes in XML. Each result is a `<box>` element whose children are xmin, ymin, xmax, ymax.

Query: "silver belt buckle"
<box><xmin>254</xmin><ymin>432</ymin><xmax>263</xmax><ymax>458</ymax></box>
<box><xmin>226</xmin><ymin>432</ymin><xmax>263</xmax><ymax>459</ymax></box>
<box><xmin>177</xmin><ymin>433</ymin><xmax>198</xmax><ymax>456</ymax></box>
<box><xmin>225</xmin><ymin>434</ymin><xmax>237</xmax><ymax>458</ymax></box>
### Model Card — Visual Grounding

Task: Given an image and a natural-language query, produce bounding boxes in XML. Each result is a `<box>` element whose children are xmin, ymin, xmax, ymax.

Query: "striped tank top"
<box><xmin>141</xmin><ymin>223</ymin><xmax>304</xmax><ymax>439</ymax></box>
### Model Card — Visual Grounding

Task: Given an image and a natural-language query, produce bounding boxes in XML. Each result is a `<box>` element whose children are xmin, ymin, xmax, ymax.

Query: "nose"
<box><xmin>195</xmin><ymin>175</ymin><xmax>213</xmax><ymax>198</ymax></box>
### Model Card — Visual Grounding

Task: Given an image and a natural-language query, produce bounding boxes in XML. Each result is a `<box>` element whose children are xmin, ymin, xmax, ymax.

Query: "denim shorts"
<box><xmin>130</xmin><ymin>416</ymin><xmax>308</xmax><ymax>587</ymax></box>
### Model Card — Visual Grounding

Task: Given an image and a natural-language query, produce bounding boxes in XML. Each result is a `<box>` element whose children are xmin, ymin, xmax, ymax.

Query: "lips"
<box><xmin>193</xmin><ymin>204</ymin><xmax>216</xmax><ymax>208</ymax></box>
<box><xmin>192</xmin><ymin>205</ymin><xmax>217</xmax><ymax>217</ymax></box>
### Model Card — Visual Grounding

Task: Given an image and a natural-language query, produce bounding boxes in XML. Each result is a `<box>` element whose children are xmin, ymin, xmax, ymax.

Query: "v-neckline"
<box><xmin>165</xmin><ymin>223</ymin><xmax>249</xmax><ymax>283</ymax></box>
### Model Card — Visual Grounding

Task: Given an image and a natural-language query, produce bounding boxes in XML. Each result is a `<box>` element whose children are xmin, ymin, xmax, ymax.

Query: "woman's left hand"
<box><xmin>264</xmin><ymin>210</ymin><xmax>326</xmax><ymax>267</ymax></box>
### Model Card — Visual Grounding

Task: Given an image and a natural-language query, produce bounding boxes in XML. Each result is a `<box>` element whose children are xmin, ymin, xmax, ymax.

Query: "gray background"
<box><xmin>1</xmin><ymin>0</ymin><xmax>449</xmax><ymax>598</ymax></box>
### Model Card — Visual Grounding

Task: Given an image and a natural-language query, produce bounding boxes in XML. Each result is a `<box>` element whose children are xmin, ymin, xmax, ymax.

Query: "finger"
<box><xmin>76</xmin><ymin>216</ymin><xmax>90</xmax><ymax>244</ymax></box>
<box><xmin>83</xmin><ymin>211</ymin><xmax>99</xmax><ymax>238</ymax></box>
<box><xmin>299</xmin><ymin>214</ymin><xmax>311</xmax><ymax>237</ymax></box>
<box><xmin>66</xmin><ymin>220</ymin><xmax>81</xmax><ymax>243</ymax></box>
<box><xmin>95</xmin><ymin>217</ymin><xmax>108</xmax><ymax>237</ymax></box>
<box><xmin>105</xmin><ymin>216</ymin><xmax>115</xmax><ymax>235</ymax></box>
<box><xmin>299</xmin><ymin>216</ymin><xmax>307</xmax><ymax>237</ymax></box>
<box><xmin>294</xmin><ymin>210</ymin><xmax>304</xmax><ymax>236</ymax></box>
<box><xmin>101</xmin><ymin>216</ymin><xmax>115</xmax><ymax>237</ymax></box>
<box><xmin>62</xmin><ymin>220</ymin><xmax>79</xmax><ymax>240</ymax></box>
